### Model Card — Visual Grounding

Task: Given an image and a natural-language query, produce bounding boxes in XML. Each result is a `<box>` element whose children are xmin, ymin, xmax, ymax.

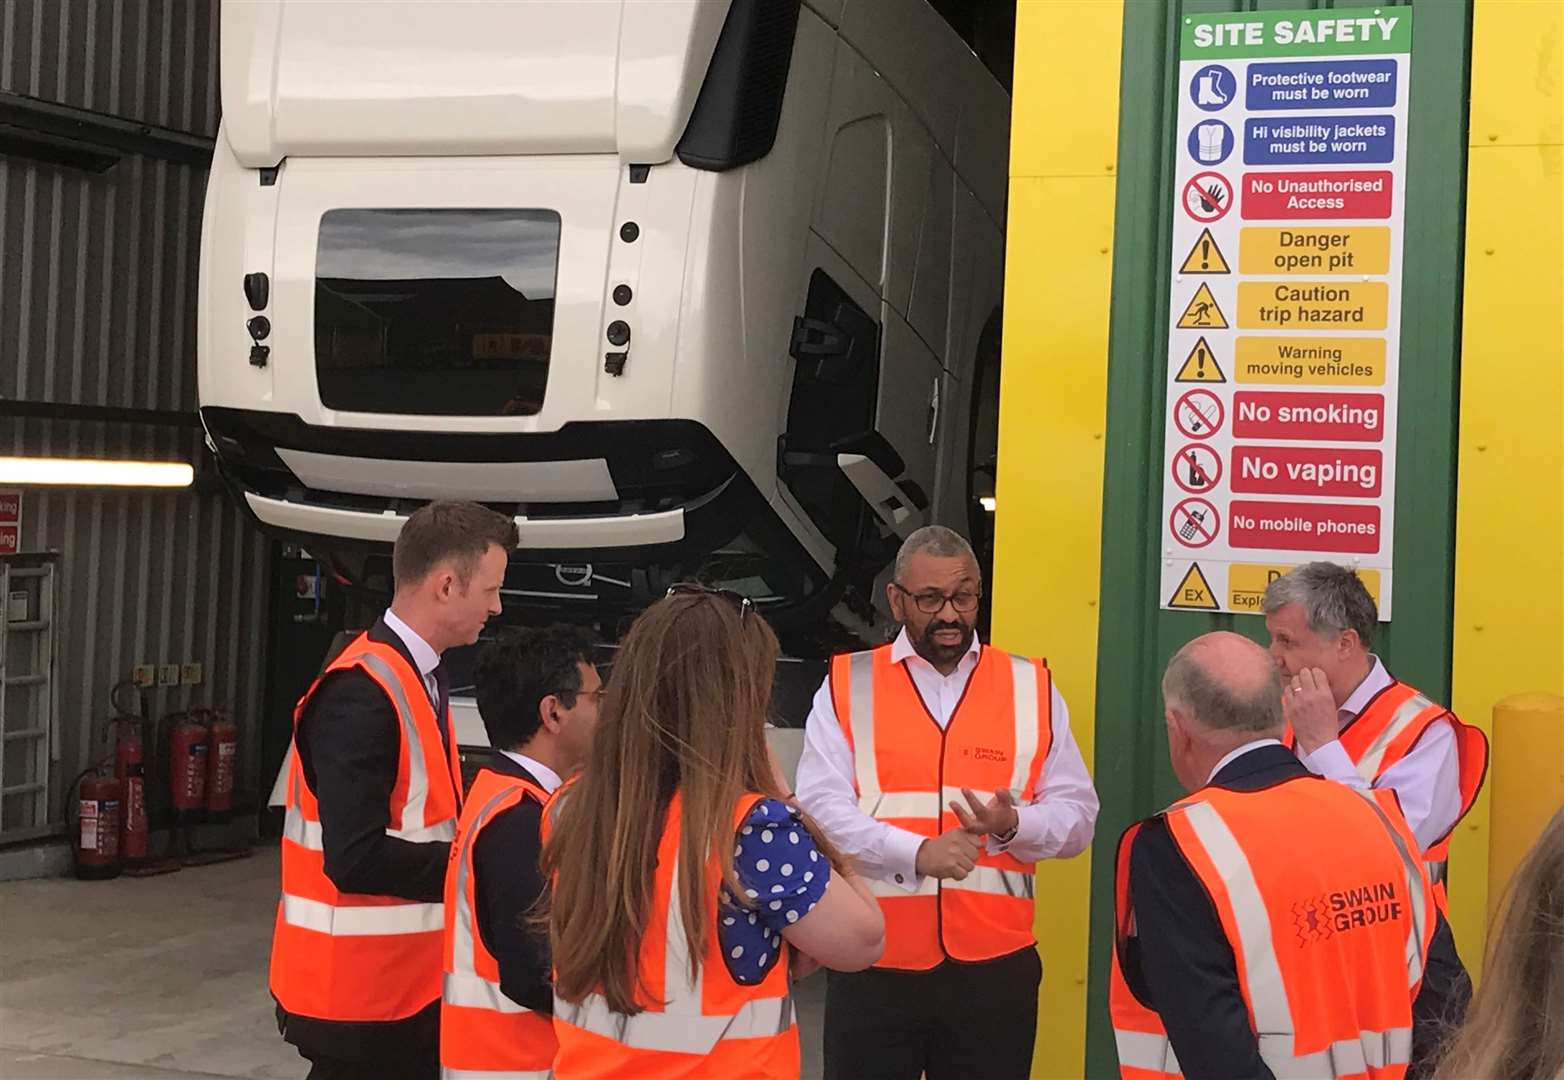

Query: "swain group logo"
<box><xmin>1294</xmin><ymin>881</ymin><xmax>1401</xmax><ymax>946</ymax></box>
<box><xmin>968</xmin><ymin>746</ymin><xmax>1009</xmax><ymax>763</ymax></box>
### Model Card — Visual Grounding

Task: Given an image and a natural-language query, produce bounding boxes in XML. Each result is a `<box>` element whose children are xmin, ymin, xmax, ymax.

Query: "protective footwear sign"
<box><xmin>1161</xmin><ymin>7</ymin><xmax>1411</xmax><ymax>617</ymax></box>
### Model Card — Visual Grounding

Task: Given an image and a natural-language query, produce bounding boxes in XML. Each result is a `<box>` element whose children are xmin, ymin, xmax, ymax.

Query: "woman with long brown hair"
<box><xmin>1432</xmin><ymin>801</ymin><xmax>1564</xmax><ymax>1080</ymax></box>
<box><xmin>541</xmin><ymin>585</ymin><xmax>885</xmax><ymax>1079</ymax></box>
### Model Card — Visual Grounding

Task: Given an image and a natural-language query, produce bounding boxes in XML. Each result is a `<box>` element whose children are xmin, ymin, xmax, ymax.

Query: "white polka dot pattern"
<box><xmin>718</xmin><ymin>797</ymin><xmax>831</xmax><ymax>986</ymax></box>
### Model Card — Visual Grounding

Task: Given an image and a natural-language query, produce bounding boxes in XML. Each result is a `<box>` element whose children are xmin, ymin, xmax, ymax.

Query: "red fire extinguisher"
<box><xmin>205</xmin><ymin>710</ymin><xmax>238</xmax><ymax>815</ymax></box>
<box><xmin>168</xmin><ymin>712</ymin><xmax>209</xmax><ymax>813</ymax></box>
<box><xmin>76</xmin><ymin>772</ymin><xmax>123</xmax><ymax>880</ymax></box>
<box><xmin>113</xmin><ymin>718</ymin><xmax>150</xmax><ymax>861</ymax></box>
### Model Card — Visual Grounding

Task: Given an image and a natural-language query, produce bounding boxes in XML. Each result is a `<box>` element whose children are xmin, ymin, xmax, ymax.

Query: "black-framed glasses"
<box><xmin>891</xmin><ymin>582</ymin><xmax>982</xmax><ymax>614</ymax></box>
<box><xmin>666</xmin><ymin>581</ymin><xmax>754</xmax><ymax>620</ymax></box>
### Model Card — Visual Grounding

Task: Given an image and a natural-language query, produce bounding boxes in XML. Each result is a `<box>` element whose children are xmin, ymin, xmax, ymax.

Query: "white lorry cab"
<box><xmin>199</xmin><ymin>0</ymin><xmax>1011</xmax><ymax>650</ymax></box>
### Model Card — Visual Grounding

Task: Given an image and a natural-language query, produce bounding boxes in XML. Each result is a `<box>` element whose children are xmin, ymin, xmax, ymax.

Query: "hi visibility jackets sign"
<box><xmin>1161</xmin><ymin>8</ymin><xmax>1411</xmax><ymax>617</ymax></box>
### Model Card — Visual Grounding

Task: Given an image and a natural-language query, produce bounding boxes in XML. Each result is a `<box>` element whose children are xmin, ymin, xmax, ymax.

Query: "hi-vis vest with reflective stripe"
<box><xmin>543</xmin><ymin>788</ymin><xmax>799</xmax><ymax>1080</ymax></box>
<box><xmin>1286</xmin><ymin>678</ymin><xmax>1488</xmax><ymax>911</ymax></box>
<box><xmin>440</xmin><ymin>767</ymin><xmax>556</xmax><ymax>1080</ymax></box>
<box><xmin>831</xmin><ymin>643</ymin><xmax>1052</xmax><ymax>970</ymax></box>
<box><xmin>270</xmin><ymin>632</ymin><xmax>463</xmax><ymax>1023</ymax></box>
<box><xmin>1110</xmin><ymin>777</ymin><xmax>1436</xmax><ymax>1080</ymax></box>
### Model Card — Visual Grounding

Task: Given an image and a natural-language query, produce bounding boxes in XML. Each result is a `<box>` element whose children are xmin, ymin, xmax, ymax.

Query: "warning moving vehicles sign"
<box><xmin>1160</xmin><ymin>8</ymin><xmax>1411</xmax><ymax>617</ymax></box>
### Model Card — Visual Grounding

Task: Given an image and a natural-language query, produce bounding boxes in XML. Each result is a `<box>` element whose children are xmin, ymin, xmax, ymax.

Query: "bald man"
<box><xmin>1109</xmin><ymin>633</ymin><xmax>1466</xmax><ymax>1080</ymax></box>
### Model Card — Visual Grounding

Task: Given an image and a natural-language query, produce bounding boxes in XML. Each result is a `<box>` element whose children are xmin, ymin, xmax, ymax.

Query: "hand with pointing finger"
<box><xmin>1284</xmin><ymin>667</ymin><xmax>1338</xmax><ymax>755</ymax></box>
<box><xmin>949</xmin><ymin>788</ymin><xmax>1020</xmax><ymax>841</ymax></box>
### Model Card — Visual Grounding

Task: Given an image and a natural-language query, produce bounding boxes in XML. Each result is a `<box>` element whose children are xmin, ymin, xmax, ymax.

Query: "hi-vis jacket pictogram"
<box><xmin>440</xmin><ymin>767</ymin><xmax>556</xmax><ymax>1080</ymax></box>
<box><xmin>830</xmin><ymin>643</ymin><xmax>1052</xmax><ymax>970</ymax></box>
<box><xmin>270</xmin><ymin>633</ymin><xmax>463</xmax><ymax>1022</ymax></box>
<box><xmin>1109</xmin><ymin>778</ymin><xmax>1436</xmax><ymax>1080</ymax></box>
<box><xmin>1285</xmin><ymin>678</ymin><xmax>1488</xmax><ymax>911</ymax></box>
<box><xmin>543</xmin><ymin>788</ymin><xmax>798</xmax><ymax>1080</ymax></box>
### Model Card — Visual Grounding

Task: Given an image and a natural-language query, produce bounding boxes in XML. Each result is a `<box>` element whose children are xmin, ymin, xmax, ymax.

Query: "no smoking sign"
<box><xmin>1174</xmin><ymin>388</ymin><xmax>1225</xmax><ymax>440</ymax></box>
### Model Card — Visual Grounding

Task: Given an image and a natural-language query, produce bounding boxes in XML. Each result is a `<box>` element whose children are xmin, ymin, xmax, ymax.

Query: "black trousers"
<box><xmin>278</xmin><ymin>1000</ymin><xmax>439</xmax><ymax>1080</ymax></box>
<box><xmin>823</xmin><ymin>947</ymin><xmax>1043</xmax><ymax>1080</ymax></box>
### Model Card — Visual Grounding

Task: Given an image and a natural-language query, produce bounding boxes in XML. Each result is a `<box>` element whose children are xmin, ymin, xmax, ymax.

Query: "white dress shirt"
<box><xmin>500</xmin><ymin>750</ymin><xmax>563</xmax><ymax>795</ymax></box>
<box><xmin>1295</xmin><ymin>656</ymin><xmax>1462</xmax><ymax>850</ymax></box>
<box><xmin>382</xmin><ymin>607</ymin><xmax>441</xmax><ymax>708</ymax></box>
<box><xmin>795</xmin><ymin>629</ymin><xmax>1100</xmax><ymax>893</ymax></box>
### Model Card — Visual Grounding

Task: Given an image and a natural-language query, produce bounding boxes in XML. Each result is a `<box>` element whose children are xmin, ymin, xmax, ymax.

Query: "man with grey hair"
<box><xmin>796</xmin><ymin>524</ymin><xmax>1098</xmax><ymax>1080</ymax></box>
<box><xmin>1110</xmin><ymin>632</ymin><xmax>1463</xmax><ymax>1079</ymax></box>
<box><xmin>1262</xmin><ymin>563</ymin><xmax>1488</xmax><ymax>896</ymax></box>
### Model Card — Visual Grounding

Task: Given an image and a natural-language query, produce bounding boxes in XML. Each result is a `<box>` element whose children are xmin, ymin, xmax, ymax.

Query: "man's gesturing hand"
<box><xmin>949</xmin><ymin>788</ymin><xmax>1021</xmax><ymax>840</ymax></box>
<box><xmin>914</xmin><ymin>825</ymin><xmax>983</xmax><ymax>880</ymax></box>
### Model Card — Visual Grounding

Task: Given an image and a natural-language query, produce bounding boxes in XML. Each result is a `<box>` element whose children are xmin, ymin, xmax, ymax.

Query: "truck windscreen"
<box><xmin>314</xmin><ymin>208</ymin><xmax>560</xmax><ymax>416</ymax></box>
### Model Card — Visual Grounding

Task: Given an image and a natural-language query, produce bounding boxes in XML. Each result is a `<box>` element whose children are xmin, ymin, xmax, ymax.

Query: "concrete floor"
<box><xmin>0</xmin><ymin>845</ymin><xmax>827</xmax><ymax>1080</ymax></box>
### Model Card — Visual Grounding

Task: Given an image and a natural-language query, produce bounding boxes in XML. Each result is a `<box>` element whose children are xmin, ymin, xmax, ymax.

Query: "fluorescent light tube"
<box><xmin>0</xmin><ymin>457</ymin><xmax>195</xmax><ymax>487</ymax></box>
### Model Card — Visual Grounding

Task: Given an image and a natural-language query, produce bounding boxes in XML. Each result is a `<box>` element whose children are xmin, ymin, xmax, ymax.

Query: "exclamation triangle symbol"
<box><xmin>1179</xmin><ymin>229</ymin><xmax>1231</xmax><ymax>275</ymax></box>
<box><xmin>1175</xmin><ymin>337</ymin><xmax>1227</xmax><ymax>383</ymax></box>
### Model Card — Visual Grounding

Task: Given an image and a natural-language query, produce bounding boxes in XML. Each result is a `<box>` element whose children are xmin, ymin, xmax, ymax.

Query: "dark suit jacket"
<box><xmin>468</xmin><ymin>757</ymin><xmax>554</xmax><ymax>1014</ymax></box>
<box><xmin>280</xmin><ymin>617</ymin><xmax>459</xmax><ymax>1059</ymax></box>
<box><xmin>1123</xmin><ymin>743</ymin><xmax>1469</xmax><ymax>1080</ymax></box>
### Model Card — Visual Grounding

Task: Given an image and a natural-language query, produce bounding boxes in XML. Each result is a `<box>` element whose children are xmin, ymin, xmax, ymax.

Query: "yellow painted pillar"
<box><xmin>1448</xmin><ymin>0</ymin><xmax>1564</xmax><ymax>977</ymax></box>
<box><xmin>991</xmin><ymin>2</ymin><xmax>1123</xmax><ymax>1074</ymax></box>
<box><xmin>1486</xmin><ymin>693</ymin><xmax>1564</xmax><ymax>921</ymax></box>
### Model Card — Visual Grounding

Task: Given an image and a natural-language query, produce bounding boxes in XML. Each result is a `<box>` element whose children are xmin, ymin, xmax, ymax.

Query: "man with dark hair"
<box><xmin>1110</xmin><ymin>632</ymin><xmax>1463</xmax><ymax>1079</ymax></box>
<box><xmin>439</xmin><ymin>625</ymin><xmax>601</xmax><ymax>1079</ymax></box>
<box><xmin>271</xmin><ymin>499</ymin><xmax>518</xmax><ymax>1079</ymax></box>
<box><xmin>797</xmin><ymin>525</ymin><xmax>1098</xmax><ymax>1080</ymax></box>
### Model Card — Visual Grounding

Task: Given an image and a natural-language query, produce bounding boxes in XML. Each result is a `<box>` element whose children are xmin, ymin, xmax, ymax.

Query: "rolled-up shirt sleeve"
<box><xmin>794</xmin><ymin>678</ymin><xmax>928</xmax><ymax>893</ymax></box>
<box><xmin>991</xmin><ymin>682</ymin><xmax>1100</xmax><ymax>863</ymax></box>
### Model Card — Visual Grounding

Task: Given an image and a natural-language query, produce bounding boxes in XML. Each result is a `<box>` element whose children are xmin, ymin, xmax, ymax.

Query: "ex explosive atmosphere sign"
<box><xmin>1160</xmin><ymin>8</ymin><xmax>1409</xmax><ymax>618</ymax></box>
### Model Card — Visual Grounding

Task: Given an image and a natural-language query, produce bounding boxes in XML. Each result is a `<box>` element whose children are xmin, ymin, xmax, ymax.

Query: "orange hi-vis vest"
<box><xmin>1109</xmin><ymin>777</ymin><xmax>1436</xmax><ymax>1080</ymax></box>
<box><xmin>831</xmin><ymin>643</ymin><xmax>1053</xmax><ymax>970</ymax></box>
<box><xmin>543</xmin><ymin>788</ymin><xmax>799</xmax><ymax>1080</ymax></box>
<box><xmin>1286</xmin><ymin>678</ymin><xmax>1488</xmax><ymax>910</ymax></box>
<box><xmin>270</xmin><ymin>632</ymin><xmax>463</xmax><ymax>1022</ymax></box>
<box><xmin>440</xmin><ymin>767</ymin><xmax>556</xmax><ymax>1080</ymax></box>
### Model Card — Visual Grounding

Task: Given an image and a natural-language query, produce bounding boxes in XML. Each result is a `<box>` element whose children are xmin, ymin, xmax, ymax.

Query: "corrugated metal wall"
<box><xmin>0</xmin><ymin>0</ymin><xmax>273</xmax><ymax>827</ymax></box>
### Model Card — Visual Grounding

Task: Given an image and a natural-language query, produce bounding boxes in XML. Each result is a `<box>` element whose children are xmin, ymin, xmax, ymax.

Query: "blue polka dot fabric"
<box><xmin>717</xmin><ymin>798</ymin><xmax>830</xmax><ymax>984</ymax></box>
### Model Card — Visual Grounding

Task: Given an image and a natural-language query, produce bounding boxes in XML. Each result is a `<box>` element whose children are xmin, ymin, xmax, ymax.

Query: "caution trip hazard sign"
<box><xmin>1160</xmin><ymin>7</ymin><xmax>1409</xmax><ymax>618</ymax></box>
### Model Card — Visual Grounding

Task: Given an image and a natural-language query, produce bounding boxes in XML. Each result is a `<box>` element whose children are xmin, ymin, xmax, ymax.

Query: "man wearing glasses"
<box><xmin>796</xmin><ymin>525</ymin><xmax>1099</xmax><ymax>1080</ymax></box>
<box><xmin>438</xmin><ymin>625</ymin><xmax>602</xmax><ymax>1079</ymax></box>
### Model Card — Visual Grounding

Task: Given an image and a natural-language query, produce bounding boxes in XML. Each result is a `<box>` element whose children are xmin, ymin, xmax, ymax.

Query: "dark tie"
<box><xmin>432</xmin><ymin>663</ymin><xmax>451</xmax><ymax>747</ymax></box>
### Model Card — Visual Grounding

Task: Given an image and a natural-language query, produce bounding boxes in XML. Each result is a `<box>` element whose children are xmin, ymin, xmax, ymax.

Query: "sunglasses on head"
<box><xmin>666</xmin><ymin>582</ymin><xmax>754</xmax><ymax>621</ymax></box>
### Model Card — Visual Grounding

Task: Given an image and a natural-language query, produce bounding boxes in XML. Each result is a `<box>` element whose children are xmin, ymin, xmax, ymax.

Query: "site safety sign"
<box><xmin>1161</xmin><ymin>7</ymin><xmax>1410</xmax><ymax>617</ymax></box>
